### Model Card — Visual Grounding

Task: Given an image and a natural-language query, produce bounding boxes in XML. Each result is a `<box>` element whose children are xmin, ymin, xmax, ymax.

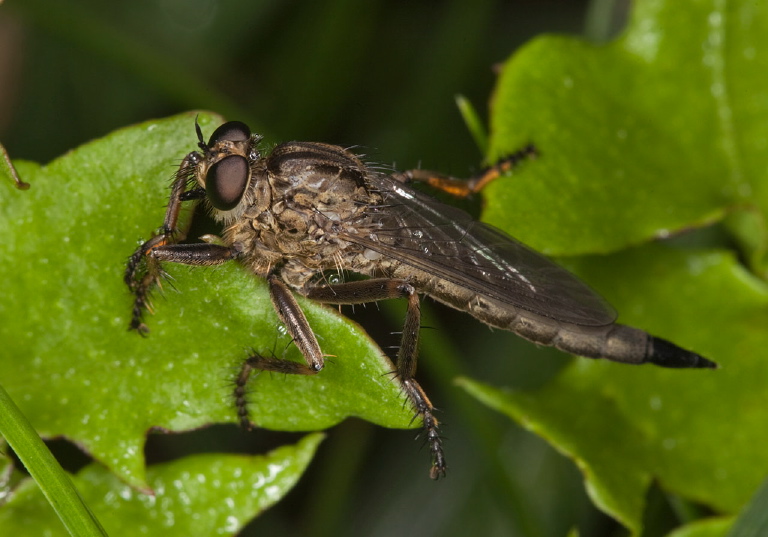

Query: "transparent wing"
<box><xmin>343</xmin><ymin>173</ymin><xmax>616</xmax><ymax>327</ymax></box>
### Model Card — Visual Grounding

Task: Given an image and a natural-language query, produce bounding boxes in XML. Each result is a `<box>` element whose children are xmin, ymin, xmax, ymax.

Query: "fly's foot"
<box><xmin>128</xmin><ymin>285</ymin><xmax>160</xmax><ymax>335</ymax></box>
<box><xmin>424</xmin><ymin>411</ymin><xmax>447</xmax><ymax>480</ymax></box>
<box><xmin>234</xmin><ymin>348</ymin><xmax>324</xmax><ymax>430</ymax></box>
<box><xmin>234</xmin><ymin>356</ymin><xmax>257</xmax><ymax>430</ymax></box>
<box><xmin>129</xmin><ymin>310</ymin><xmax>150</xmax><ymax>336</ymax></box>
<box><xmin>126</xmin><ymin>258</ymin><xmax>163</xmax><ymax>334</ymax></box>
<box><xmin>125</xmin><ymin>232</ymin><xmax>178</xmax><ymax>334</ymax></box>
<box><xmin>402</xmin><ymin>379</ymin><xmax>446</xmax><ymax>479</ymax></box>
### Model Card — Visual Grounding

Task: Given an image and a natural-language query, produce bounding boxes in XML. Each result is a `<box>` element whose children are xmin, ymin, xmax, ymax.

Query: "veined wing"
<box><xmin>343</xmin><ymin>173</ymin><xmax>616</xmax><ymax>327</ymax></box>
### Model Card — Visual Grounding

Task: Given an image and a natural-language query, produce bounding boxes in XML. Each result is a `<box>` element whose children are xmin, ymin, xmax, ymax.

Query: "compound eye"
<box><xmin>206</xmin><ymin>155</ymin><xmax>250</xmax><ymax>211</ymax></box>
<box><xmin>208</xmin><ymin>121</ymin><xmax>251</xmax><ymax>146</ymax></box>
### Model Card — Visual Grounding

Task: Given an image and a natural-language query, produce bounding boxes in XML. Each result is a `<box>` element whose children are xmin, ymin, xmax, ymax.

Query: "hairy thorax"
<box><xmin>218</xmin><ymin>141</ymin><xmax>388</xmax><ymax>289</ymax></box>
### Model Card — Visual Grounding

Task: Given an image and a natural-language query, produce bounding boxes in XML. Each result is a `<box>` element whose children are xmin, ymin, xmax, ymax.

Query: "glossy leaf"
<box><xmin>0</xmin><ymin>433</ymin><xmax>324</xmax><ymax>535</ymax></box>
<box><xmin>485</xmin><ymin>0</ymin><xmax>767</xmax><ymax>260</ymax></box>
<box><xmin>458</xmin><ymin>241</ymin><xmax>768</xmax><ymax>534</ymax></box>
<box><xmin>456</xmin><ymin>0</ymin><xmax>768</xmax><ymax>533</ymax></box>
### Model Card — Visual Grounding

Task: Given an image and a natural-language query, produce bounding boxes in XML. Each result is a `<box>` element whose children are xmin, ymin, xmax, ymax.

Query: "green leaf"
<box><xmin>0</xmin><ymin>384</ymin><xmax>106</xmax><ymax>536</ymax></box>
<box><xmin>458</xmin><ymin>241</ymin><xmax>768</xmax><ymax>533</ymax></box>
<box><xmin>668</xmin><ymin>518</ymin><xmax>733</xmax><ymax>537</ymax></box>
<box><xmin>455</xmin><ymin>0</ymin><xmax>768</xmax><ymax>532</ymax></box>
<box><xmin>0</xmin><ymin>433</ymin><xmax>324</xmax><ymax>535</ymax></box>
<box><xmin>725</xmin><ymin>476</ymin><xmax>768</xmax><ymax>537</ymax></box>
<box><xmin>485</xmin><ymin>0</ymin><xmax>767</xmax><ymax>259</ymax></box>
<box><xmin>454</xmin><ymin>94</ymin><xmax>488</xmax><ymax>155</ymax></box>
<box><xmin>0</xmin><ymin>112</ymin><xmax>413</xmax><ymax>490</ymax></box>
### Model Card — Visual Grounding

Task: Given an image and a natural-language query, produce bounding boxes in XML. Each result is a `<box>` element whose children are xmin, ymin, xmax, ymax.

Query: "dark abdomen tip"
<box><xmin>650</xmin><ymin>337</ymin><xmax>718</xmax><ymax>369</ymax></box>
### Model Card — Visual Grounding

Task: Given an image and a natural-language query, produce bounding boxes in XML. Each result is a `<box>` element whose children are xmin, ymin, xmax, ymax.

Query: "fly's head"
<box><xmin>181</xmin><ymin>121</ymin><xmax>380</xmax><ymax>267</ymax></box>
<box><xmin>189</xmin><ymin>120</ymin><xmax>270</xmax><ymax>226</ymax></box>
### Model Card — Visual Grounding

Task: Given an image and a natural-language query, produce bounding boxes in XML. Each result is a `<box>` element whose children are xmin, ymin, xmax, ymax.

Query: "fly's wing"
<box><xmin>343</xmin><ymin>173</ymin><xmax>616</xmax><ymax>327</ymax></box>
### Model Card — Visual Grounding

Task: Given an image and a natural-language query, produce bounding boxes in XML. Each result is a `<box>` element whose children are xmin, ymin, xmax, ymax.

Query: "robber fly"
<box><xmin>125</xmin><ymin>120</ymin><xmax>716</xmax><ymax>479</ymax></box>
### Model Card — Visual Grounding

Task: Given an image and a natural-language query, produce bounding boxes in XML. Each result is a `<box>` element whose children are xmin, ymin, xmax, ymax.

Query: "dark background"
<box><xmin>0</xmin><ymin>1</ymin><xmax>643</xmax><ymax>536</ymax></box>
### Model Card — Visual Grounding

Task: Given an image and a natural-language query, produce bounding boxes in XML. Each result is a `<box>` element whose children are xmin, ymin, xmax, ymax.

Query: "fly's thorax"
<box><xmin>217</xmin><ymin>140</ymin><xmax>381</xmax><ymax>279</ymax></box>
<box><xmin>254</xmin><ymin>141</ymin><xmax>378</xmax><ymax>256</ymax></box>
<box><xmin>266</xmin><ymin>141</ymin><xmax>367</xmax><ymax>191</ymax></box>
<box><xmin>265</xmin><ymin>141</ymin><xmax>371</xmax><ymax>225</ymax></box>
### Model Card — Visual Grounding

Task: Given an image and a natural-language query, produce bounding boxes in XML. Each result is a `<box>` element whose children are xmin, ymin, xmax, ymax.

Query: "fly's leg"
<box><xmin>1</xmin><ymin>142</ymin><xmax>30</xmax><ymax>190</ymax></box>
<box><xmin>124</xmin><ymin>153</ymin><xmax>206</xmax><ymax>333</ymax></box>
<box><xmin>306</xmin><ymin>279</ymin><xmax>446</xmax><ymax>479</ymax></box>
<box><xmin>235</xmin><ymin>274</ymin><xmax>326</xmax><ymax>429</ymax></box>
<box><xmin>392</xmin><ymin>143</ymin><xmax>538</xmax><ymax>198</ymax></box>
<box><xmin>128</xmin><ymin>241</ymin><xmax>236</xmax><ymax>332</ymax></box>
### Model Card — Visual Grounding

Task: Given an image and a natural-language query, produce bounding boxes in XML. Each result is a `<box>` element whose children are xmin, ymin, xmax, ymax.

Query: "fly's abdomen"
<box><xmin>551</xmin><ymin>323</ymin><xmax>714</xmax><ymax>369</ymax></box>
<box><xmin>415</xmin><ymin>273</ymin><xmax>716</xmax><ymax>369</ymax></box>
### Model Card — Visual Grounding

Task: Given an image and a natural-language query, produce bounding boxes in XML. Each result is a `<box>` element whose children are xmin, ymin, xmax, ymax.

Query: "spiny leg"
<box><xmin>392</xmin><ymin>143</ymin><xmax>538</xmax><ymax>198</ymax></box>
<box><xmin>124</xmin><ymin>153</ymin><xmax>206</xmax><ymax>332</ymax></box>
<box><xmin>307</xmin><ymin>278</ymin><xmax>446</xmax><ymax>479</ymax></box>
<box><xmin>235</xmin><ymin>274</ymin><xmax>326</xmax><ymax>429</ymax></box>
<box><xmin>127</xmin><ymin>241</ymin><xmax>235</xmax><ymax>332</ymax></box>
